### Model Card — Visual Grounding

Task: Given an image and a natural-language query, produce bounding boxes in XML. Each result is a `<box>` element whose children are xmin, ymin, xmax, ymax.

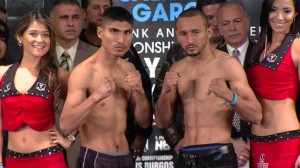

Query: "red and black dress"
<box><xmin>0</xmin><ymin>63</ymin><xmax>67</xmax><ymax>168</ymax></box>
<box><xmin>247</xmin><ymin>34</ymin><xmax>300</xmax><ymax>167</ymax></box>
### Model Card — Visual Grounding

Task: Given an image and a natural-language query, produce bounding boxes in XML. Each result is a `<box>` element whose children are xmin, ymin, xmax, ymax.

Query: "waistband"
<box><xmin>80</xmin><ymin>146</ymin><xmax>129</xmax><ymax>156</ymax></box>
<box><xmin>7</xmin><ymin>145</ymin><xmax>63</xmax><ymax>158</ymax></box>
<box><xmin>179</xmin><ymin>143</ymin><xmax>236</xmax><ymax>167</ymax></box>
<box><xmin>180</xmin><ymin>143</ymin><xmax>234</xmax><ymax>157</ymax></box>
<box><xmin>250</xmin><ymin>129</ymin><xmax>300</xmax><ymax>142</ymax></box>
<box><xmin>180</xmin><ymin>143</ymin><xmax>233</xmax><ymax>155</ymax></box>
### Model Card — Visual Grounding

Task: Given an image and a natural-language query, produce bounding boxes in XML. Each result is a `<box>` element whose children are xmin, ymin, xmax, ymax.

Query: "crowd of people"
<box><xmin>0</xmin><ymin>0</ymin><xmax>299</xmax><ymax>168</ymax></box>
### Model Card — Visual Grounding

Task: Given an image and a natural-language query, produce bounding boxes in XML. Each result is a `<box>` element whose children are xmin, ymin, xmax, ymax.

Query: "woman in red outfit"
<box><xmin>0</xmin><ymin>11</ymin><xmax>71</xmax><ymax>168</ymax></box>
<box><xmin>247</xmin><ymin>0</ymin><xmax>300</xmax><ymax>167</ymax></box>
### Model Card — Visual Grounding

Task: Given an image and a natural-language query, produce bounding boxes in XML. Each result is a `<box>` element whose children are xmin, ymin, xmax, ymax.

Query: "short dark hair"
<box><xmin>50</xmin><ymin>0</ymin><xmax>81</xmax><ymax>16</ymax></box>
<box><xmin>81</xmin><ymin>0</ymin><xmax>113</xmax><ymax>9</ymax></box>
<box><xmin>196</xmin><ymin>0</ymin><xmax>226</xmax><ymax>11</ymax></box>
<box><xmin>176</xmin><ymin>8</ymin><xmax>208</xmax><ymax>29</ymax></box>
<box><xmin>101</xmin><ymin>6</ymin><xmax>133</xmax><ymax>27</ymax></box>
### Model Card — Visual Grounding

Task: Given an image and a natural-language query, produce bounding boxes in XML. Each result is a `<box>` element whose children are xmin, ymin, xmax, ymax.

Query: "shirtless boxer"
<box><xmin>60</xmin><ymin>6</ymin><xmax>151</xmax><ymax>168</ymax></box>
<box><xmin>155</xmin><ymin>8</ymin><xmax>262</xmax><ymax>168</ymax></box>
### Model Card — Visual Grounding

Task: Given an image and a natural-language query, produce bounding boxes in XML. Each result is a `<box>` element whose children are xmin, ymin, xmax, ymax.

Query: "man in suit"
<box><xmin>49</xmin><ymin>0</ymin><xmax>98</xmax><ymax>167</ymax></box>
<box><xmin>80</xmin><ymin>0</ymin><xmax>153</xmax><ymax>160</ymax></box>
<box><xmin>217</xmin><ymin>1</ymin><xmax>254</xmax><ymax>70</ymax></box>
<box><xmin>50</xmin><ymin>0</ymin><xmax>98</xmax><ymax>71</ymax></box>
<box><xmin>216</xmin><ymin>1</ymin><xmax>254</xmax><ymax>167</ymax></box>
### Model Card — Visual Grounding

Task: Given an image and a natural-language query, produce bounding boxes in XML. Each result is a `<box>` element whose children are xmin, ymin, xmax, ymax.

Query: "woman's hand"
<box><xmin>48</xmin><ymin>128</ymin><xmax>72</xmax><ymax>149</ymax></box>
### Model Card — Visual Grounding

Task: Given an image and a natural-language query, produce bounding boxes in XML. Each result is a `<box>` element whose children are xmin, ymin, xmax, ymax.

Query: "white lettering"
<box><xmin>156</xmin><ymin>28</ymin><xmax>175</xmax><ymax>38</ymax></box>
<box><xmin>156</xmin><ymin>29</ymin><xmax>164</xmax><ymax>38</ymax></box>
<box><xmin>144</xmin><ymin>58</ymin><xmax>160</xmax><ymax>78</ymax></box>
<box><xmin>134</xmin><ymin>41</ymin><xmax>174</xmax><ymax>54</ymax></box>
<box><xmin>155</xmin><ymin>139</ymin><xmax>170</xmax><ymax>151</ymax></box>
<box><xmin>133</xmin><ymin>28</ymin><xmax>149</xmax><ymax>38</ymax></box>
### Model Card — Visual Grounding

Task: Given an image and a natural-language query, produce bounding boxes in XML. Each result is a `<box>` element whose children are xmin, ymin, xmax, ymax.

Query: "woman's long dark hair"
<box><xmin>15</xmin><ymin>11</ymin><xmax>61</xmax><ymax>110</ymax></box>
<box><xmin>251</xmin><ymin>0</ymin><xmax>300</xmax><ymax>63</ymax></box>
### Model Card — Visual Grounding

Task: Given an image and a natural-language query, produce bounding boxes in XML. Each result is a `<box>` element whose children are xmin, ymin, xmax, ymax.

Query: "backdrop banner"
<box><xmin>113</xmin><ymin>0</ymin><xmax>263</xmax><ymax>167</ymax></box>
<box><xmin>2</xmin><ymin>0</ymin><xmax>264</xmax><ymax>167</ymax></box>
